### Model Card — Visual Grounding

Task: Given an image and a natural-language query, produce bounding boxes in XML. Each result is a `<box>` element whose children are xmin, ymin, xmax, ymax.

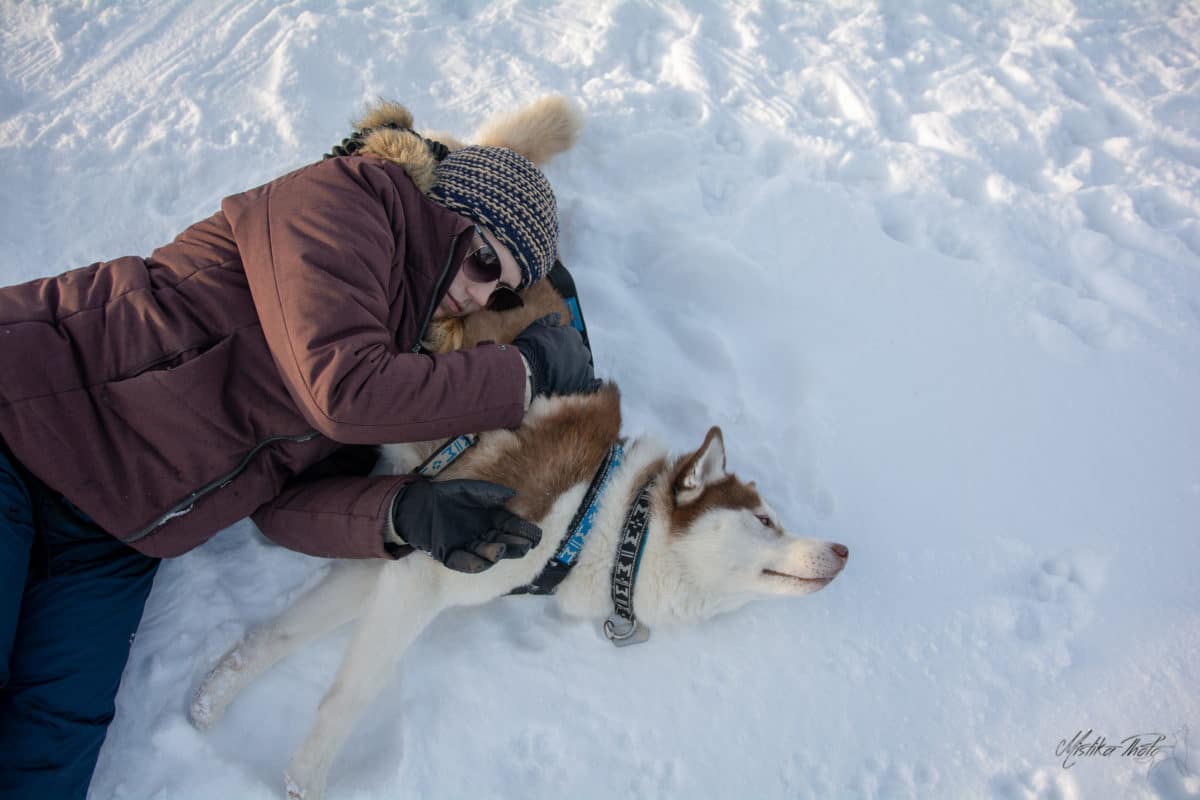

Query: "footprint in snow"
<box><xmin>1028</xmin><ymin>288</ymin><xmax>1130</xmax><ymax>353</ymax></box>
<box><xmin>989</xmin><ymin>766</ymin><xmax>1081</xmax><ymax>800</ymax></box>
<box><xmin>848</xmin><ymin>753</ymin><xmax>941</xmax><ymax>800</ymax></box>
<box><xmin>629</xmin><ymin>756</ymin><xmax>684</xmax><ymax>799</ymax></box>
<box><xmin>1013</xmin><ymin>553</ymin><xmax>1105</xmax><ymax>645</ymax></box>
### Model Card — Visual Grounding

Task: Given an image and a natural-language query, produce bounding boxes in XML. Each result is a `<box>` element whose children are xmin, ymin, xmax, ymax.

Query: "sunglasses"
<box><xmin>463</xmin><ymin>225</ymin><xmax>523</xmax><ymax>312</ymax></box>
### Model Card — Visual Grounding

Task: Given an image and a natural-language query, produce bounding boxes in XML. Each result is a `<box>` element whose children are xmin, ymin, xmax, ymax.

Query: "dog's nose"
<box><xmin>831</xmin><ymin>543</ymin><xmax>849</xmax><ymax>560</ymax></box>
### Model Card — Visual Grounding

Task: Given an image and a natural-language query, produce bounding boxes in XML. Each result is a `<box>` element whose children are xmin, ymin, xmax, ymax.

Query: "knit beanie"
<box><xmin>429</xmin><ymin>145</ymin><xmax>558</xmax><ymax>289</ymax></box>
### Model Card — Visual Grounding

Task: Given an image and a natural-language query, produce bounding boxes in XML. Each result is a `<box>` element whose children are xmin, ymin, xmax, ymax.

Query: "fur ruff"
<box><xmin>349</xmin><ymin>96</ymin><xmax>582</xmax><ymax>196</ymax></box>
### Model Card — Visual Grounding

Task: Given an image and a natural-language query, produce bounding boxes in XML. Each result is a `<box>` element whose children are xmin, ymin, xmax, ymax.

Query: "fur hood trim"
<box><xmin>350</xmin><ymin>96</ymin><xmax>582</xmax><ymax>195</ymax></box>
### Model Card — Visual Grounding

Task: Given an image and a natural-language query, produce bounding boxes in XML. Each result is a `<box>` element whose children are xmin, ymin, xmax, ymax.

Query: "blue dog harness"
<box><xmin>509</xmin><ymin>441</ymin><xmax>625</xmax><ymax>596</ymax></box>
<box><xmin>417</xmin><ymin>433</ymin><xmax>653</xmax><ymax>646</ymax></box>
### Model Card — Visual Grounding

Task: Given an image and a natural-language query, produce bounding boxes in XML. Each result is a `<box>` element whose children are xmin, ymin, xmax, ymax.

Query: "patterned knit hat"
<box><xmin>430</xmin><ymin>145</ymin><xmax>558</xmax><ymax>289</ymax></box>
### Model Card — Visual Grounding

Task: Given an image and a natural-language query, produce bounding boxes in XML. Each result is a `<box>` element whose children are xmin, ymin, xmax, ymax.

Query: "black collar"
<box><xmin>603</xmin><ymin>478</ymin><xmax>655</xmax><ymax>647</ymax></box>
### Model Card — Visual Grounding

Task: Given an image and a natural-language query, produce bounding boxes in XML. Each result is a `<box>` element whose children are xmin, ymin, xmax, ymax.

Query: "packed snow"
<box><xmin>2</xmin><ymin>1</ymin><xmax>1199</xmax><ymax>798</ymax></box>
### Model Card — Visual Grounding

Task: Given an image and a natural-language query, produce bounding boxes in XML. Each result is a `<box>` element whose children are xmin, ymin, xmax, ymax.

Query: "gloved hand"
<box><xmin>513</xmin><ymin>314</ymin><xmax>599</xmax><ymax>398</ymax></box>
<box><xmin>391</xmin><ymin>478</ymin><xmax>542</xmax><ymax>573</ymax></box>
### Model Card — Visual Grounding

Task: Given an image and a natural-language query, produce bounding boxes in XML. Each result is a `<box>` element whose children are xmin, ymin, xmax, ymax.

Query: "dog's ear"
<box><xmin>421</xmin><ymin>317</ymin><xmax>465</xmax><ymax>354</ymax></box>
<box><xmin>675</xmin><ymin>427</ymin><xmax>727</xmax><ymax>506</ymax></box>
<box><xmin>459</xmin><ymin>280</ymin><xmax>570</xmax><ymax>348</ymax></box>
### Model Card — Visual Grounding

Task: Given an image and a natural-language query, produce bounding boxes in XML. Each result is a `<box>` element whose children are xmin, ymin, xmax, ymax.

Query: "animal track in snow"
<box><xmin>1029</xmin><ymin>288</ymin><xmax>1129</xmax><ymax>353</ymax></box>
<box><xmin>1014</xmin><ymin>557</ymin><xmax>1091</xmax><ymax>643</ymax></box>
<box><xmin>989</xmin><ymin>767</ymin><xmax>1081</xmax><ymax>800</ymax></box>
<box><xmin>847</xmin><ymin>753</ymin><xmax>942</xmax><ymax>800</ymax></box>
<box><xmin>872</xmin><ymin>197</ymin><xmax>980</xmax><ymax>262</ymax></box>
<box><xmin>986</xmin><ymin>550</ymin><xmax>1109</xmax><ymax>680</ymax></box>
<box><xmin>506</xmin><ymin>724</ymin><xmax>572</xmax><ymax>788</ymax></box>
<box><xmin>628</xmin><ymin>755</ymin><xmax>684</xmax><ymax>799</ymax></box>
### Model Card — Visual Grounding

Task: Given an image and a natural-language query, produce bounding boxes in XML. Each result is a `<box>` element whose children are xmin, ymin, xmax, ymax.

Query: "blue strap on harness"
<box><xmin>416</xmin><ymin>434</ymin><xmax>625</xmax><ymax>598</ymax></box>
<box><xmin>415</xmin><ymin>433</ymin><xmax>479</xmax><ymax>478</ymax></box>
<box><xmin>554</xmin><ymin>442</ymin><xmax>623</xmax><ymax>565</ymax></box>
<box><xmin>509</xmin><ymin>441</ymin><xmax>624</xmax><ymax>596</ymax></box>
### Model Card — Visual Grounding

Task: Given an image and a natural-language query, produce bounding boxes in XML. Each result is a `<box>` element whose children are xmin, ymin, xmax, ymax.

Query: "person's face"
<box><xmin>432</xmin><ymin>224</ymin><xmax>523</xmax><ymax>320</ymax></box>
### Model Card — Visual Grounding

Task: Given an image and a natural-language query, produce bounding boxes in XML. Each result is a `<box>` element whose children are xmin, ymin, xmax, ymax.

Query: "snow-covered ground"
<box><xmin>3</xmin><ymin>1</ymin><xmax>1199</xmax><ymax>798</ymax></box>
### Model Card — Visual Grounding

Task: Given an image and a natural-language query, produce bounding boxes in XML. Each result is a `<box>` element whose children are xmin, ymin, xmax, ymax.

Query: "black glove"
<box><xmin>513</xmin><ymin>314</ymin><xmax>599</xmax><ymax>398</ymax></box>
<box><xmin>391</xmin><ymin>478</ymin><xmax>542</xmax><ymax>573</ymax></box>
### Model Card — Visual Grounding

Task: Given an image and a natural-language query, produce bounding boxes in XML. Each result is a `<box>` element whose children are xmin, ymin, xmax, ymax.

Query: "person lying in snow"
<box><xmin>0</xmin><ymin>101</ymin><xmax>594</xmax><ymax>800</ymax></box>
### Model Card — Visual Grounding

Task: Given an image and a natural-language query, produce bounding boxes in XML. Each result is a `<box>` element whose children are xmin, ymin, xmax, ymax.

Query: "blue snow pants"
<box><xmin>0</xmin><ymin>443</ymin><xmax>160</xmax><ymax>800</ymax></box>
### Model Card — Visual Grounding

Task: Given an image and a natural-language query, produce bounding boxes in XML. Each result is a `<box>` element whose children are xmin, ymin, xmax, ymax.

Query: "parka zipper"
<box><xmin>128</xmin><ymin>229</ymin><xmax>466</xmax><ymax>543</ymax></box>
<box><xmin>121</xmin><ymin>429</ymin><xmax>321</xmax><ymax>544</ymax></box>
<box><xmin>410</xmin><ymin>228</ymin><xmax>468</xmax><ymax>353</ymax></box>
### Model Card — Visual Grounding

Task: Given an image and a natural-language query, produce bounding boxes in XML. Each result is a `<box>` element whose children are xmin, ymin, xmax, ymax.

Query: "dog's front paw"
<box><xmin>188</xmin><ymin>669</ymin><xmax>232</xmax><ymax>730</ymax></box>
<box><xmin>285</xmin><ymin>773</ymin><xmax>318</xmax><ymax>800</ymax></box>
<box><xmin>188</xmin><ymin>685</ymin><xmax>217</xmax><ymax>731</ymax></box>
<box><xmin>188</xmin><ymin>646</ymin><xmax>247</xmax><ymax>730</ymax></box>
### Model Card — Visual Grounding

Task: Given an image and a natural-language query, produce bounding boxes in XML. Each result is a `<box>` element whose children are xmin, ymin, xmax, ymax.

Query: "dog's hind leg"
<box><xmin>190</xmin><ymin>560</ymin><xmax>381</xmax><ymax>731</ymax></box>
<box><xmin>285</xmin><ymin>557</ymin><xmax>444</xmax><ymax>800</ymax></box>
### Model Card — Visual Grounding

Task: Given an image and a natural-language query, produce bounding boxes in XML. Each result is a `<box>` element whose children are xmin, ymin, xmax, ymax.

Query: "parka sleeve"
<box><xmin>222</xmin><ymin>157</ymin><xmax>526</xmax><ymax>444</ymax></box>
<box><xmin>251</xmin><ymin>472</ymin><xmax>416</xmax><ymax>559</ymax></box>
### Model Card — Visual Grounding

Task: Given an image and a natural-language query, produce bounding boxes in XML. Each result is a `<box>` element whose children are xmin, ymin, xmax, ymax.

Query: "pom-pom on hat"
<box><xmin>430</xmin><ymin>145</ymin><xmax>558</xmax><ymax>289</ymax></box>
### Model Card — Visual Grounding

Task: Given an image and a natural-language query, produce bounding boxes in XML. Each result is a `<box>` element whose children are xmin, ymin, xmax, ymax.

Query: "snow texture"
<box><xmin>2</xmin><ymin>1</ymin><xmax>1199</xmax><ymax>798</ymax></box>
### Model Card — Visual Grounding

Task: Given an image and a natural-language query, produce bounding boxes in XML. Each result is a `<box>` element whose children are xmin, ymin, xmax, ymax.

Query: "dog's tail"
<box><xmin>474</xmin><ymin>96</ymin><xmax>583</xmax><ymax>166</ymax></box>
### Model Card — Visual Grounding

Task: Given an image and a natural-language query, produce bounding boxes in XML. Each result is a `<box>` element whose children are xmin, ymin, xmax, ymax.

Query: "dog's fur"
<box><xmin>188</xmin><ymin>99</ymin><xmax>849</xmax><ymax>800</ymax></box>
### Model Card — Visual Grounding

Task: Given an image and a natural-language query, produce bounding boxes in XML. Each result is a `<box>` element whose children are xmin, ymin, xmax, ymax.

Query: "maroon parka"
<box><xmin>0</xmin><ymin>156</ymin><xmax>527</xmax><ymax>558</ymax></box>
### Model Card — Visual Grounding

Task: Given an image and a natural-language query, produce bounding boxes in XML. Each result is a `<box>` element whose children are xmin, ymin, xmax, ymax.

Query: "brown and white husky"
<box><xmin>188</xmin><ymin>98</ymin><xmax>850</xmax><ymax>800</ymax></box>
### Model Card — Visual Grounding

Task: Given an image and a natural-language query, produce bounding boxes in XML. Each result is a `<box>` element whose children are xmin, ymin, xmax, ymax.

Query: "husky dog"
<box><xmin>190</xmin><ymin>385</ymin><xmax>848</xmax><ymax>799</ymax></box>
<box><xmin>188</xmin><ymin>99</ymin><xmax>850</xmax><ymax>800</ymax></box>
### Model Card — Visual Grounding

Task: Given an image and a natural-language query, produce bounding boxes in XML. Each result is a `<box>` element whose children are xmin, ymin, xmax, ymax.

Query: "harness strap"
<box><xmin>414</xmin><ymin>433</ymin><xmax>479</xmax><ymax>478</ymax></box>
<box><xmin>509</xmin><ymin>441</ymin><xmax>624</xmax><ymax>596</ymax></box>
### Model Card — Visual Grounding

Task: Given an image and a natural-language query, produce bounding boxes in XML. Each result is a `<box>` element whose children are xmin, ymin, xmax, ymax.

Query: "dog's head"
<box><xmin>660</xmin><ymin>427</ymin><xmax>848</xmax><ymax>619</ymax></box>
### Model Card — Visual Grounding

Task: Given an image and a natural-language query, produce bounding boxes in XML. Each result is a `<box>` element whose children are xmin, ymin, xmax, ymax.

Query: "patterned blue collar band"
<box><xmin>603</xmin><ymin>477</ymin><xmax>655</xmax><ymax>647</ymax></box>
<box><xmin>415</xmin><ymin>434</ymin><xmax>479</xmax><ymax>478</ymax></box>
